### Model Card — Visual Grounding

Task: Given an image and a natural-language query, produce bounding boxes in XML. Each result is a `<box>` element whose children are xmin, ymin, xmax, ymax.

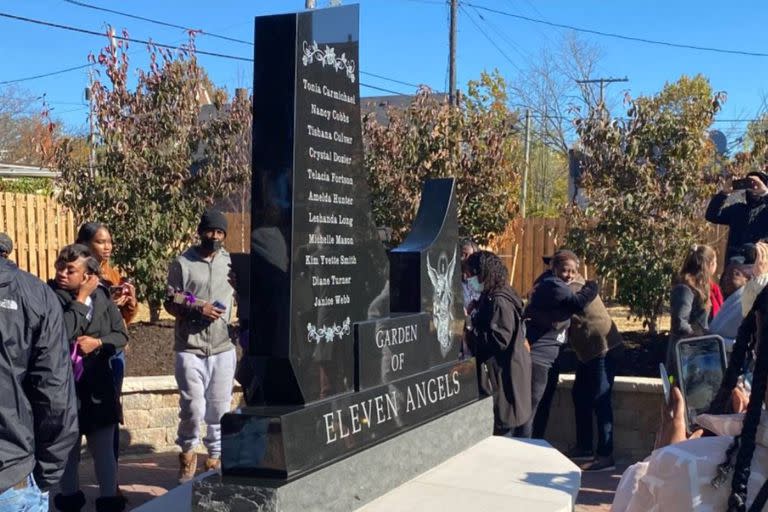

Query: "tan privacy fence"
<box><xmin>494</xmin><ymin>217</ymin><xmax>730</xmax><ymax>297</ymax></box>
<box><xmin>0</xmin><ymin>193</ymin><xmax>75</xmax><ymax>282</ymax></box>
<box><xmin>0</xmin><ymin>192</ymin><xmax>732</xmax><ymax>296</ymax></box>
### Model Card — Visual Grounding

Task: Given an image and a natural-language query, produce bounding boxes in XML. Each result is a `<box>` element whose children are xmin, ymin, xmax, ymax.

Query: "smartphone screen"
<box><xmin>676</xmin><ymin>336</ymin><xmax>727</xmax><ymax>431</ymax></box>
<box><xmin>659</xmin><ymin>363</ymin><xmax>671</xmax><ymax>405</ymax></box>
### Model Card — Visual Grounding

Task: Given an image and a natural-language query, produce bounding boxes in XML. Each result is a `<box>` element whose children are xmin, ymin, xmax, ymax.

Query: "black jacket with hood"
<box><xmin>524</xmin><ymin>275</ymin><xmax>598</xmax><ymax>366</ymax></box>
<box><xmin>470</xmin><ymin>285</ymin><xmax>532</xmax><ymax>431</ymax></box>
<box><xmin>706</xmin><ymin>191</ymin><xmax>768</xmax><ymax>260</ymax></box>
<box><xmin>49</xmin><ymin>282</ymin><xmax>128</xmax><ymax>434</ymax></box>
<box><xmin>0</xmin><ymin>259</ymin><xmax>78</xmax><ymax>491</ymax></box>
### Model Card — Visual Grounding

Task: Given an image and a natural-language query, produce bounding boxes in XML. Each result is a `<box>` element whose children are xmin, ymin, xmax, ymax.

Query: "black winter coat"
<box><xmin>0</xmin><ymin>259</ymin><xmax>78</xmax><ymax>491</ymax></box>
<box><xmin>49</xmin><ymin>282</ymin><xmax>128</xmax><ymax>434</ymax></box>
<box><xmin>706</xmin><ymin>191</ymin><xmax>768</xmax><ymax>260</ymax></box>
<box><xmin>469</xmin><ymin>285</ymin><xmax>532</xmax><ymax>430</ymax></box>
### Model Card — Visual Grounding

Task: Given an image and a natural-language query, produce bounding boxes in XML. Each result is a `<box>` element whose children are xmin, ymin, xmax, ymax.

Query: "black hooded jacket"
<box><xmin>470</xmin><ymin>285</ymin><xmax>533</xmax><ymax>430</ymax></box>
<box><xmin>0</xmin><ymin>259</ymin><xmax>78</xmax><ymax>491</ymax></box>
<box><xmin>706</xmin><ymin>191</ymin><xmax>768</xmax><ymax>260</ymax></box>
<box><xmin>524</xmin><ymin>275</ymin><xmax>598</xmax><ymax>366</ymax></box>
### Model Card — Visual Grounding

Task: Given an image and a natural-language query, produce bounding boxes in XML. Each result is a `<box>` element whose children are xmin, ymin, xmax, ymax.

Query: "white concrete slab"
<box><xmin>356</xmin><ymin>437</ymin><xmax>580</xmax><ymax>512</ymax></box>
<box><xmin>132</xmin><ymin>471</ymin><xmax>214</xmax><ymax>512</ymax></box>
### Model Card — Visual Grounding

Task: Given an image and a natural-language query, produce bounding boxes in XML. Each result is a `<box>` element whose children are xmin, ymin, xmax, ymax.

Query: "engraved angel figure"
<box><xmin>427</xmin><ymin>248</ymin><xmax>457</xmax><ymax>355</ymax></box>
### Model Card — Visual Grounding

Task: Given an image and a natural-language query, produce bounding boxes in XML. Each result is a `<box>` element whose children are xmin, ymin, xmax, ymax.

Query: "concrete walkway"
<box><xmin>55</xmin><ymin>452</ymin><xmax>623</xmax><ymax>511</ymax></box>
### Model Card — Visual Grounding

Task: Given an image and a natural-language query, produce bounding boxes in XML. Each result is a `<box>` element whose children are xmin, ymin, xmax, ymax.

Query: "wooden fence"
<box><xmin>494</xmin><ymin>217</ymin><xmax>730</xmax><ymax>297</ymax></box>
<box><xmin>0</xmin><ymin>192</ymin><xmax>733</xmax><ymax>297</ymax></box>
<box><xmin>0</xmin><ymin>193</ymin><xmax>75</xmax><ymax>282</ymax></box>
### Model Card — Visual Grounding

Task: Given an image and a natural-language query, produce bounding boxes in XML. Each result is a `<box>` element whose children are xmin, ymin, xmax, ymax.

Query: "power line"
<box><xmin>360</xmin><ymin>83</ymin><xmax>407</xmax><ymax>96</ymax></box>
<box><xmin>464</xmin><ymin>2</ymin><xmax>768</xmax><ymax>58</ymax></box>
<box><xmin>0</xmin><ymin>11</ymin><xmax>252</xmax><ymax>62</ymax></box>
<box><xmin>460</xmin><ymin>5</ymin><xmax>523</xmax><ymax>74</ymax></box>
<box><xmin>358</xmin><ymin>71</ymin><xmax>419</xmax><ymax>89</ymax></box>
<box><xmin>1</xmin><ymin>10</ymin><xmax>422</xmax><ymax>91</ymax></box>
<box><xmin>0</xmin><ymin>63</ymin><xmax>92</xmax><ymax>86</ymax></box>
<box><xmin>63</xmin><ymin>0</ymin><xmax>252</xmax><ymax>46</ymax></box>
<box><xmin>469</xmin><ymin>5</ymin><xmax>530</xmax><ymax>70</ymax></box>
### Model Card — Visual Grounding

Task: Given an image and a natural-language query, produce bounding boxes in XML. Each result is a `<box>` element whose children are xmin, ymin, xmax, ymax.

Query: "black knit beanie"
<box><xmin>0</xmin><ymin>233</ymin><xmax>12</xmax><ymax>255</ymax></box>
<box><xmin>198</xmin><ymin>210</ymin><xmax>228</xmax><ymax>235</ymax></box>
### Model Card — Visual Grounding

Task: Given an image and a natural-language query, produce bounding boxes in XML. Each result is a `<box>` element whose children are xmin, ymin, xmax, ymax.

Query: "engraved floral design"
<box><xmin>307</xmin><ymin>316</ymin><xmax>351</xmax><ymax>343</ymax></box>
<box><xmin>301</xmin><ymin>41</ymin><xmax>356</xmax><ymax>83</ymax></box>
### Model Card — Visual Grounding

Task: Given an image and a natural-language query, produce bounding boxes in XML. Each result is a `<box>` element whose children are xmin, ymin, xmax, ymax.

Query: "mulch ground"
<box><xmin>125</xmin><ymin>321</ymin><xmax>177</xmax><ymax>377</ymax></box>
<box><xmin>124</xmin><ymin>321</ymin><xmax>666</xmax><ymax>378</ymax></box>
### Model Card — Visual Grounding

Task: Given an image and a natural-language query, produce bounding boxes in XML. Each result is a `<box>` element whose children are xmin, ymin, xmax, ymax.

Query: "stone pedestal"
<box><xmin>192</xmin><ymin>398</ymin><xmax>492</xmax><ymax>512</ymax></box>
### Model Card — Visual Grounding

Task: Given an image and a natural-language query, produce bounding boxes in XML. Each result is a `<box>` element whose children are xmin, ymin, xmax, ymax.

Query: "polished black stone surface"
<box><xmin>221</xmin><ymin>358</ymin><xmax>478</xmax><ymax>480</ymax></box>
<box><xmin>355</xmin><ymin>313</ymin><xmax>432</xmax><ymax>390</ymax></box>
<box><xmin>389</xmin><ymin>178</ymin><xmax>464</xmax><ymax>367</ymax></box>
<box><xmin>248</xmin><ymin>5</ymin><xmax>389</xmax><ymax>405</ymax></box>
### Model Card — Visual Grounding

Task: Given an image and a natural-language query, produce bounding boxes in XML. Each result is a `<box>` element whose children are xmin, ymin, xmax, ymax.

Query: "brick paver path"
<box><xmin>48</xmin><ymin>453</ymin><xmax>624</xmax><ymax>511</ymax></box>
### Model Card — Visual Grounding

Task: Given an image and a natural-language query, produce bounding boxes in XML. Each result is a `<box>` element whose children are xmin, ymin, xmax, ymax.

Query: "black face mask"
<box><xmin>200</xmin><ymin>238</ymin><xmax>223</xmax><ymax>252</ymax></box>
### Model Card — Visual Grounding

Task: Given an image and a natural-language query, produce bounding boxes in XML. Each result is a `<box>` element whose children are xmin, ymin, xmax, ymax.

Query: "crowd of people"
<box><xmin>459</xmin><ymin>172</ymin><xmax>768</xmax><ymax>510</ymax></box>
<box><xmin>2</xmin><ymin>170</ymin><xmax>768</xmax><ymax>512</ymax></box>
<box><xmin>0</xmin><ymin>210</ymin><xmax>236</xmax><ymax>512</ymax></box>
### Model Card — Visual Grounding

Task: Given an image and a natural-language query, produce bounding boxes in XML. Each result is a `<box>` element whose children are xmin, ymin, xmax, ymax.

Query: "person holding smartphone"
<box><xmin>75</xmin><ymin>223</ymin><xmax>136</xmax><ymax>473</ymax></box>
<box><xmin>612</xmin><ymin>258</ymin><xmax>768</xmax><ymax>512</ymax></box>
<box><xmin>49</xmin><ymin>244</ymin><xmax>128</xmax><ymax>512</ymax></box>
<box><xmin>75</xmin><ymin>223</ymin><xmax>137</xmax><ymax>325</ymax></box>
<box><xmin>164</xmin><ymin>210</ymin><xmax>237</xmax><ymax>484</ymax></box>
<box><xmin>705</xmin><ymin>171</ymin><xmax>768</xmax><ymax>261</ymax></box>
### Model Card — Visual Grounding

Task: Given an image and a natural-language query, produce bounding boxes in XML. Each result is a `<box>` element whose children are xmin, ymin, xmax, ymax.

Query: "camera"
<box><xmin>733</xmin><ymin>177</ymin><xmax>754</xmax><ymax>190</ymax></box>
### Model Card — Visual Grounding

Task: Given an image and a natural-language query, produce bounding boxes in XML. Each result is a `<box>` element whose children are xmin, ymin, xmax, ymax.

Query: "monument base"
<box><xmin>192</xmin><ymin>397</ymin><xmax>492</xmax><ymax>512</ymax></box>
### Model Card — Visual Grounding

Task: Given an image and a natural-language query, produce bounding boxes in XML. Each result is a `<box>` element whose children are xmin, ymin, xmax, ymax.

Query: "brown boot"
<box><xmin>204</xmin><ymin>456</ymin><xmax>221</xmax><ymax>472</ymax></box>
<box><xmin>178</xmin><ymin>451</ymin><xmax>198</xmax><ymax>484</ymax></box>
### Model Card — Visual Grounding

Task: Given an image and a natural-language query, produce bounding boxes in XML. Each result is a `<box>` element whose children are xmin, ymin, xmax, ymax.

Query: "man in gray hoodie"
<box><xmin>164</xmin><ymin>210</ymin><xmax>237</xmax><ymax>483</ymax></box>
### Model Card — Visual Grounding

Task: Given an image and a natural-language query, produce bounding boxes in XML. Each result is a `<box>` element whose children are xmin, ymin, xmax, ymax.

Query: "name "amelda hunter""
<box><xmin>322</xmin><ymin>370</ymin><xmax>461</xmax><ymax>445</ymax></box>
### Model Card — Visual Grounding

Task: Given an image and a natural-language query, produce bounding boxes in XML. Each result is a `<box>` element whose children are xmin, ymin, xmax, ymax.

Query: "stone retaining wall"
<box><xmin>118</xmin><ymin>376</ymin><xmax>243</xmax><ymax>455</ymax></box>
<box><xmin>544</xmin><ymin>375</ymin><xmax>662</xmax><ymax>463</ymax></box>
<box><xmin>118</xmin><ymin>374</ymin><xmax>662</xmax><ymax>463</ymax></box>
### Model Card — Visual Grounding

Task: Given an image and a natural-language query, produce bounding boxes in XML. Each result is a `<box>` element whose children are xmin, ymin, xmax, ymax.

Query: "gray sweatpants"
<box><xmin>174</xmin><ymin>349</ymin><xmax>236</xmax><ymax>458</ymax></box>
<box><xmin>60</xmin><ymin>426</ymin><xmax>117</xmax><ymax>497</ymax></box>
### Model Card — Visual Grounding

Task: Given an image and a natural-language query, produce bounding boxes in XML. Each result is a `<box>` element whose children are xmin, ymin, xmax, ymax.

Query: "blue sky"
<box><xmin>2</xmin><ymin>0</ymin><xmax>767</xmax><ymax>145</ymax></box>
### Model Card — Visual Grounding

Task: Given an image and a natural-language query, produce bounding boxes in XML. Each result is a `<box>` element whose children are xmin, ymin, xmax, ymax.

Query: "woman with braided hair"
<box><xmin>613</xmin><ymin>242</ymin><xmax>768</xmax><ymax>512</ymax></box>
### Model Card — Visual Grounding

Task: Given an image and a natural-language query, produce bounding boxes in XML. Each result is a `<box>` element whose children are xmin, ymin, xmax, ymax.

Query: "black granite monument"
<box><xmin>222</xmin><ymin>4</ymin><xmax>479</xmax><ymax>481</ymax></box>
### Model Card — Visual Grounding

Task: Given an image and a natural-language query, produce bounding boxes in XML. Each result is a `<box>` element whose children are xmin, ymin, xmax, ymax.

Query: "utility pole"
<box><xmin>448</xmin><ymin>0</ymin><xmax>458</xmax><ymax>105</ymax></box>
<box><xmin>85</xmin><ymin>71</ymin><xmax>95</xmax><ymax>176</ymax></box>
<box><xmin>521</xmin><ymin>109</ymin><xmax>531</xmax><ymax>218</ymax></box>
<box><xmin>575</xmin><ymin>76</ymin><xmax>628</xmax><ymax>109</ymax></box>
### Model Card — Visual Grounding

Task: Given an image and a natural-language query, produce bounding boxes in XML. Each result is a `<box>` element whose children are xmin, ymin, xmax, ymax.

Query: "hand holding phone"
<box><xmin>675</xmin><ymin>335</ymin><xmax>727</xmax><ymax>433</ymax></box>
<box><xmin>659</xmin><ymin>363</ymin><xmax>672</xmax><ymax>406</ymax></box>
<box><xmin>732</xmin><ymin>177</ymin><xmax>753</xmax><ymax>190</ymax></box>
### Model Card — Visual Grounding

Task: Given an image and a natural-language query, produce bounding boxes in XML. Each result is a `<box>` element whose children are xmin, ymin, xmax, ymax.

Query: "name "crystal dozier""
<box><xmin>323</xmin><ymin>371</ymin><xmax>462</xmax><ymax>444</ymax></box>
<box><xmin>308</xmin><ymin>147</ymin><xmax>352</xmax><ymax>165</ymax></box>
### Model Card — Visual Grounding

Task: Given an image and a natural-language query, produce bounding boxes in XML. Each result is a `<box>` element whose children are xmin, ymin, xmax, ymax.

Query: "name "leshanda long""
<box><xmin>302</xmin><ymin>79</ymin><xmax>356</xmax><ymax>105</ymax></box>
